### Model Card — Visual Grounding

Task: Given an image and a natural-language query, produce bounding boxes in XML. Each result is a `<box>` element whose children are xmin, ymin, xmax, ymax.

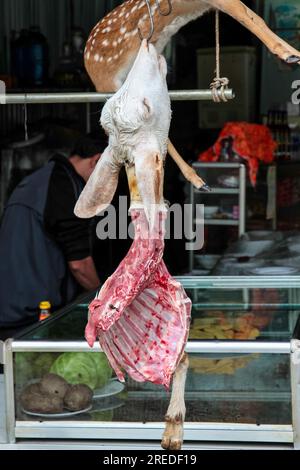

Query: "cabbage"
<box><xmin>88</xmin><ymin>353</ymin><xmax>112</xmax><ymax>388</ymax></box>
<box><xmin>15</xmin><ymin>353</ymin><xmax>35</xmax><ymax>387</ymax></box>
<box><xmin>32</xmin><ymin>353</ymin><xmax>58</xmax><ymax>377</ymax></box>
<box><xmin>50</xmin><ymin>352</ymin><xmax>112</xmax><ymax>390</ymax></box>
<box><xmin>15</xmin><ymin>352</ymin><xmax>58</xmax><ymax>388</ymax></box>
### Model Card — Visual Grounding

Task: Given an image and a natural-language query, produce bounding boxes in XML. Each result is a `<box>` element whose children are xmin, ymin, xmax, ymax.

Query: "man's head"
<box><xmin>69</xmin><ymin>134</ymin><xmax>108</xmax><ymax>182</ymax></box>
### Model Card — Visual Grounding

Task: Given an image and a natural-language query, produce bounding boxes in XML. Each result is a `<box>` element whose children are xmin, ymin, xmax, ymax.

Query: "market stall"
<box><xmin>1</xmin><ymin>0</ymin><xmax>300</xmax><ymax>454</ymax></box>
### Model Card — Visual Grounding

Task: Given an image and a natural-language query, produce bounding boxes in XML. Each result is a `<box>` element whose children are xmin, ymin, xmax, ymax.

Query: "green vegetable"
<box><xmin>50</xmin><ymin>352</ymin><xmax>112</xmax><ymax>390</ymax></box>
<box><xmin>15</xmin><ymin>352</ymin><xmax>58</xmax><ymax>388</ymax></box>
<box><xmin>15</xmin><ymin>353</ymin><xmax>35</xmax><ymax>387</ymax></box>
<box><xmin>88</xmin><ymin>353</ymin><xmax>112</xmax><ymax>388</ymax></box>
<box><xmin>32</xmin><ymin>353</ymin><xmax>58</xmax><ymax>377</ymax></box>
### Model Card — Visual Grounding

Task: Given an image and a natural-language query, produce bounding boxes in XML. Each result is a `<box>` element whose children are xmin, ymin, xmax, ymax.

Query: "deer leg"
<box><xmin>161</xmin><ymin>352</ymin><xmax>189</xmax><ymax>450</ymax></box>
<box><xmin>167</xmin><ymin>140</ymin><xmax>210</xmax><ymax>191</ymax></box>
<box><xmin>207</xmin><ymin>0</ymin><xmax>300</xmax><ymax>63</ymax></box>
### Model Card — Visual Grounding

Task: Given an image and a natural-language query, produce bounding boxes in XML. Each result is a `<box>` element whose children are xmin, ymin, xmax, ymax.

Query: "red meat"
<box><xmin>86</xmin><ymin>209</ymin><xmax>191</xmax><ymax>389</ymax></box>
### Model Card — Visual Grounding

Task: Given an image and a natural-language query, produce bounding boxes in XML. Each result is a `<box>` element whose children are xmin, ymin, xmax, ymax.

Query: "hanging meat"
<box><xmin>75</xmin><ymin>40</ymin><xmax>191</xmax><ymax>389</ymax></box>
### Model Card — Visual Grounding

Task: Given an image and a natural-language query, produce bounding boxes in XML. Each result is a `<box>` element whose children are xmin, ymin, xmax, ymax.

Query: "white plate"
<box><xmin>194</xmin><ymin>254</ymin><xmax>221</xmax><ymax>270</ymax></box>
<box><xmin>190</xmin><ymin>269</ymin><xmax>210</xmax><ymax>276</ymax></box>
<box><xmin>226</xmin><ymin>240</ymin><xmax>274</xmax><ymax>258</ymax></box>
<box><xmin>248</xmin><ymin>266</ymin><xmax>299</xmax><ymax>276</ymax></box>
<box><xmin>90</xmin><ymin>399</ymin><xmax>124</xmax><ymax>413</ymax></box>
<box><xmin>93</xmin><ymin>378</ymin><xmax>125</xmax><ymax>399</ymax></box>
<box><xmin>246</xmin><ymin>231</ymin><xmax>283</xmax><ymax>242</ymax></box>
<box><xmin>288</xmin><ymin>243</ymin><xmax>300</xmax><ymax>254</ymax></box>
<box><xmin>217</xmin><ymin>175</ymin><xmax>239</xmax><ymax>188</ymax></box>
<box><xmin>21</xmin><ymin>404</ymin><xmax>93</xmax><ymax>418</ymax></box>
<box><xmin>274</xmin><ymin>256</ymin><xmax>300</xmax><ymax>268</ymax></box>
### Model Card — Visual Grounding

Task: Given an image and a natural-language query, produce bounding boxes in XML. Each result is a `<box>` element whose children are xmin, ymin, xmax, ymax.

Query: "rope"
<box><xmin>216</xmin><ymin>8</ymin><xmax>220</xmax><ymax>80</ymax></box>
<box><xmin>24</xmin><ymin>102</ymin><xmax>28</xmax><ymax>141</ymax></box>
<box><xmin>210</xmin><ymin>10</ymin><xmax>230</xmax><ymax>103</ymax></box>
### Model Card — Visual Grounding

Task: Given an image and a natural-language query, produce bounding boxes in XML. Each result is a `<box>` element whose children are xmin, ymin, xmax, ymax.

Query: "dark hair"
<box><xmin>71</xmin><ymin>131</ymin><xmax>108</xmax><ymax>159</ymax></box>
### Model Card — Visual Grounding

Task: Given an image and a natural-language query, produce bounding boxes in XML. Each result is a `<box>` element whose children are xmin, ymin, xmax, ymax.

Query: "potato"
<box><xmin>20</xmin><ymin>384</ymin><xmax>64</xmax><ymax>413</ymax></box>
<box><xmin>63</xmin><ymin>384</ymin><xmax>93</xmax><ymax>411</ymax></box>
<box><xmin>20</xmin><ymin>383</ymin><xmax>41</xmax><ymax>396</ymax></box>
<box><xmin>39</xmin><ymin>373</ymin><xmax>70</xmax><ymax>399</ymax></box>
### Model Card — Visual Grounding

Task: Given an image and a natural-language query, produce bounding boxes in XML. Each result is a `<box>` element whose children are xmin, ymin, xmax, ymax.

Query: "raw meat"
<box><xmin>86</xmin><ymin>209</ymin><xmax>191</xmax><ymax>389</ymax></box>
<box><xmin>76</xmin><ymin>40</ymin><xmax>191</xmax><ymax>389</ymax></box>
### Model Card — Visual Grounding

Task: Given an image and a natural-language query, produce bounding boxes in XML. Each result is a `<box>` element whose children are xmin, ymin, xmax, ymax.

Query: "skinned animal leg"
<box><xmin>207</xmin><ymin>0</ymin><xmax>300</xmax><ymax>63</ymax></box>
<box><xmin>168</xmin><ymin>139</ymin><xmax>210</xmax><ymax>191</ymax></box>
<box><xmin>161</xmin><ymin>352</ymin><xmax>189</xmax><ymax>450</ymax></box>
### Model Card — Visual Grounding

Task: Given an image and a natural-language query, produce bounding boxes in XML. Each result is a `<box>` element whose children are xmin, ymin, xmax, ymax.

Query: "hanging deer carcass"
<box><xmin>75</xmin><ymin>39</ymin><xmax>191</xmax><ymax>450</ymax></box>
<box><xmin>76</xmin><ymin>1</ymin><xmax>300</xmax><ymax>450</ymax></box>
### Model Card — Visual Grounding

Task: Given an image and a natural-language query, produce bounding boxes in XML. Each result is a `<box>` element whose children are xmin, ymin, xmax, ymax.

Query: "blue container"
<box><xmin>11</xmin><ymin>26</ymin><xmax>49</xmax><ymax>87</ymax></box>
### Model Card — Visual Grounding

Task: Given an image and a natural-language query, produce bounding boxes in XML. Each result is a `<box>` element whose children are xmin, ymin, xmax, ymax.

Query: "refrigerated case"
<box><xmin>1</xmin><ymin>276</ymin><xmax>300</xmax><ymax>449</ymax></box>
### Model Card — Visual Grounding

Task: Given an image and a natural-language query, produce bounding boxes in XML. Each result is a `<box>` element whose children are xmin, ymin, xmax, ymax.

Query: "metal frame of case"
<box><xmin>1</xmin><ymin>276</ymin><xmax>300</xmax><ymax>449</ymax></box>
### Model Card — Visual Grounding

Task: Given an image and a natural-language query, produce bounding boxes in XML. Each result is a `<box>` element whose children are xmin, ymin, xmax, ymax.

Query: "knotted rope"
<box><xmin>210</xmin><ymin>10</ymin><xmax>230</xmax><ymax>103</ymax></box>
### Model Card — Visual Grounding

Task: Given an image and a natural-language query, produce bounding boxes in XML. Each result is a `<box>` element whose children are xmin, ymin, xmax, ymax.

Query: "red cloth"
<box><xmin>198</xmin><ymin>122</ymin><xmax>277</xmax><ymax>186</ymax></box>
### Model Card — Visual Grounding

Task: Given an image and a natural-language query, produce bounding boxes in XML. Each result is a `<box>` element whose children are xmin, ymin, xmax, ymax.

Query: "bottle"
<box><xmin>12</xmin><ymin>27</ymin><xmax>49</xmax><ymax>87</ymax></box>
<box><xmin>39</xmin><ymin>301</ymin><xmax>51</xmax><ymax>321</ymax></box>
<box><xmin>28</xmin><ymin>26</ymin><xmax>49</xmax><ymax>86</ymax></box>
<box><xmin>12</xmin><ymin>29</ymin><xmax>29</xmax><ymax>86</ymax></box>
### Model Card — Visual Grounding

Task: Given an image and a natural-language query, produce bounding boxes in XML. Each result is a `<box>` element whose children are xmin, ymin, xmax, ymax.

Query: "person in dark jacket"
<box><xmin>0</xmin><ymin>135</ymin><xmax>105</xmax><ymax>340</ymax></box>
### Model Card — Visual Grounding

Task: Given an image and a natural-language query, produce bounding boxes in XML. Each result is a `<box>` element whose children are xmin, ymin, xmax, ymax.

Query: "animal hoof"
<box><xmin>286</xmin><ymin>55</ymin><xmax>300</xmax><ymax>64</ymax></box>
<box><xmin>161</xmin><ymin>437</ymin><xmax>182</xmax><ymax>450</ymax></box>
<box><xmin>170</xmin><ymin>439</ymin><xmax>182</xmax><ymax>450</ymax></box>
<box><xmin>161</xmin><ymin>437</ymin><xmax>171</xmax><ymax>449</ymax></box>
<box><xmin>200</xmin><ymin>183</ymin><xmax>212</xmax><ymax>192</ymax></box>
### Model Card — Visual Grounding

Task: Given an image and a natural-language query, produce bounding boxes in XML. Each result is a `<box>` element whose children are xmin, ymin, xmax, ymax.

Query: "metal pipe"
<box><xmin>11</xmin><ymin>339</ymin><xmax>291</xmax><ymax>354</ymax></box>
<box><xmin>186</xmin><ymin>341</ymin><xmax>291</xmax><ymax>354</ymax></box>
<box><xmin>14</xmin><ymin>421</ymin><xmax>293</xmax><ymax>444</ymax></box>
<box><xmin>2</xmin><ymin>89</ymin><xmax>235</xmax><ymax>105</ymax></box>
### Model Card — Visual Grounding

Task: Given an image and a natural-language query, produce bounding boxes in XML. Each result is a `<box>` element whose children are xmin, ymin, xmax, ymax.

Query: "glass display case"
<box><xmin>1</xmin><ymin>276</ymin><xmax>300</xmax><ymax>449</ymax></box>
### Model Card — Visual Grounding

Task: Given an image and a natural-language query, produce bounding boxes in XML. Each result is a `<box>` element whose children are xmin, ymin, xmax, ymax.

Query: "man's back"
<box><xmin>0</xmin><ymin>155</ymin><xmax>88</xmax><ymax>329</ymax></box>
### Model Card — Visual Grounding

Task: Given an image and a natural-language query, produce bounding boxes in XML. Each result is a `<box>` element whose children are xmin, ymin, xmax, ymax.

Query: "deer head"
<box><xmin>75</xmin><ymin>39</ymin><xmax>171</xmax><ymax>228</ymax></box>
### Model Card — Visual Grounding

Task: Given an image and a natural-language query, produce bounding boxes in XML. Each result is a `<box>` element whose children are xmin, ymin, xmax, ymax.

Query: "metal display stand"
<box><xmin>189</xmin><ymin>162</ymin><xmax>246</xmax><ymax>273</ymax></box>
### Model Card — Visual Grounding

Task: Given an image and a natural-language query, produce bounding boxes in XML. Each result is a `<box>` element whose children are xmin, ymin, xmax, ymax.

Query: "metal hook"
<box><xmin>155</xmin><ymin>0</ymin><xmax>172</xmax><ymax>16</ymax></box>
<box><xmin>138</xmin><ymin>0</ymin><xmax>155</xmax><ymax>43</ymax></box>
